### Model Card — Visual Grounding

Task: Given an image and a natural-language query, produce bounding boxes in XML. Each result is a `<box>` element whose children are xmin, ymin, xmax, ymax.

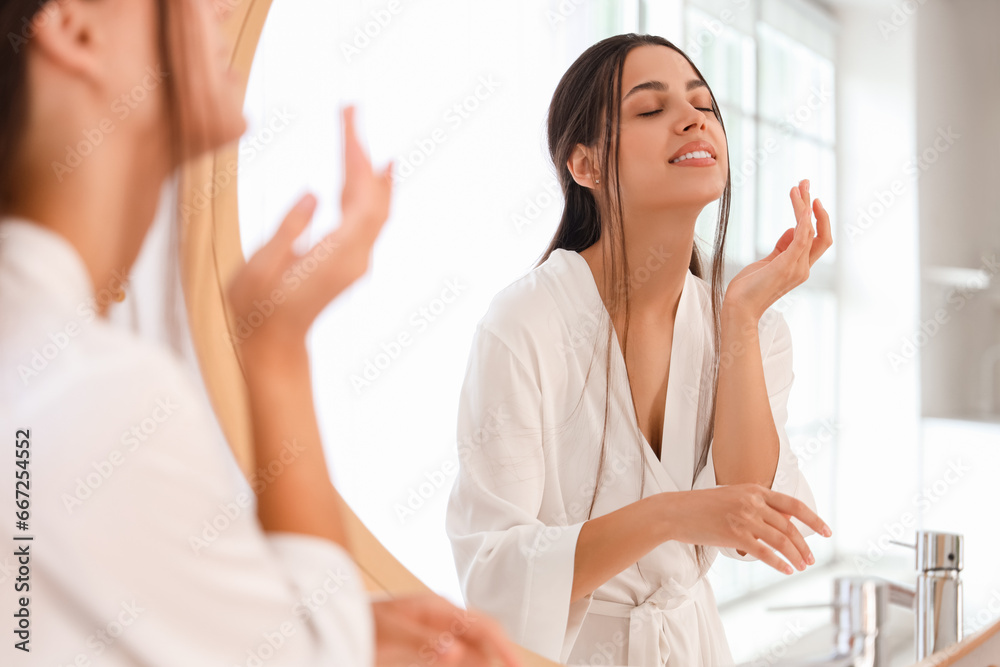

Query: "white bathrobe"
<box><xmin>0</xmin><ymin>218</ymin><xmax>373</xmax><ymax>666</ymax></box>
<box><xmin>445</xmin><ymin>247</ymin><xmax>817</xmax><ymax>666</ymax></box>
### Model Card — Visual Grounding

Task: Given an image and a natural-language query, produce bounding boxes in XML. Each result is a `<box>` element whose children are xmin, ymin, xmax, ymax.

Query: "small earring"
<box><xmin>595</xmin><ymin>177</ymin><xmax>600</xmax><ymax>184</ymax></box>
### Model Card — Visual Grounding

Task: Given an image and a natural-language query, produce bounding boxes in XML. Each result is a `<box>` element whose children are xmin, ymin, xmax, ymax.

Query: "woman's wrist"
<box><xmin>239</xmin><ymin>333</ymin><xmax>310</xmax><ymax>383</ymax></box>
<box><xmin>720</xmin><ymin>300</ymin><xmax>763</xmax><ymax>346</ymax></box>
<box><xmin>652</xmin><ymin>492</ymin><xmax>681</xmax><ymax>545</ymax></box>
<box><xmin>721</xmin><ymin>297</ymin><xmax>760</xmax><ymax>328</ymax></box>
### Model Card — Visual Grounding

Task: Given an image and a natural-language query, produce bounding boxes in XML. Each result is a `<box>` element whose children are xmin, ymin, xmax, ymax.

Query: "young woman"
<box><xmin>446</xmin><ymin>34</ymin><xmax>834</xmax><ymax>666</ymax></box>
<box><xmin>0</xmin><ymin>1</ymin><xmax>520</xmax><ymax>666</ymax></box>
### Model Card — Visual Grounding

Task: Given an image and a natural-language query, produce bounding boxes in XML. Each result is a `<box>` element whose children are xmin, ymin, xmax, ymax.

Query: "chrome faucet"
<box><xmin>762</xmin><ymin>577</ymin><xmax>889</xmax><ymax>667</ymax></box>
<box><xmin>889</xmin><ymin>530</ymin><xmax>964</xmax><ymax>660</ymax></box>
<box><xmin>752</xmin><ymin>530</ymin><xmax>964</xmax><ymax>667</ymax></box>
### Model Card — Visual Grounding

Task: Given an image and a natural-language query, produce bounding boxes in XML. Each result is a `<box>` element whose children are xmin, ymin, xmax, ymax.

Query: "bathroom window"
<box><xmin>644</xmin><ymin>0</ymin><xmax>840</xmax><ymax>603</ymax></box>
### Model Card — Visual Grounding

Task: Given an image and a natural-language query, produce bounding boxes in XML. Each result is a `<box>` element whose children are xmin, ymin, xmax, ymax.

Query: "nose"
<box><xmin>677</xmin><ymin>101</ymin><xmax>708</xmax><ymax>134</ymax></box>
<box><xmin>677</xmin><ymin>100</ymin><xmax>708</xmax><ymax>134</ymax></box>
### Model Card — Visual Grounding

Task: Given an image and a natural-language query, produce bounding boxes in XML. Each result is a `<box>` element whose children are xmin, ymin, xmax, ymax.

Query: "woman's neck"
<box><xmin>8</xmin><ymin>140</ymin><xmax>168</xmax><ymax>317</ymax></box>
<box><xmin>579</xmin><ymin>208</ymin><xmax>699</xmax><ymax>325</ymax></box>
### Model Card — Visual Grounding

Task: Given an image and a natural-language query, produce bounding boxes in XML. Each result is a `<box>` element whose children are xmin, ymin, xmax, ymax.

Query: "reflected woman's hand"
<box><xmin>723</xmin><ymin>179</ymin><xmax>832</xmax><ymax>322</ymax></box>
<box><xmin>661</xmin><ymin>484</ymin><xmax>833</xmax><ymax>574</ymax></box>
<box><xmin>373</xmin><ymin>593</ymin><xmax>523</xmax><ymax>667</ymax></box>
<box><xmin>227</xmin><ymin>105</ymin><xmax>393</xmax><ymax>355</ymax></box>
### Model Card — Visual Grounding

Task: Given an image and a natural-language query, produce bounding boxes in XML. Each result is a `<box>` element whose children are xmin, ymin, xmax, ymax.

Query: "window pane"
<box><xmin>686</xmin><ymin>7</ymin><xmax>756</xmax><ymax>114</ymax></box>
<box><xmin>758</xmin><ymin>22</ymin><xmax>835</xmax><ymax>144</ymax></box>
<box><xmin>782</xmin><ymin>287</ymin><xmax>838</xmax><ymax>429</ymax></box>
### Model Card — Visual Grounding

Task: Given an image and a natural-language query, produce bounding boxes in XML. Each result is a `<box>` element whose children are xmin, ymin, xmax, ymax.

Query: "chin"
<box><xmin>225</xmin><ymin>115</ymin><xmax>250</xmax><ymax>145</ymax></box>
<box><xmin>665</xmin><ymin>182</ymin><xmax>725</xmax><ymax>203</ymax></box>
<box><xmin>206</xmin><ymin>114</ymin><xmax>250</xmax><ymax>153</ymax></box>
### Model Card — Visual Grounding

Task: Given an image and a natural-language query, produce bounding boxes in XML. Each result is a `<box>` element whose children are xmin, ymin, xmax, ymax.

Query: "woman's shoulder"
<box><xmin>22</xmin><ymin>321</ymin><xmax>238</xmax><ymax>502</ymax></box>
<box><xmin>19</xmin><ymin>320</ymin><xmax>217</xmax><ymax>447</ymax></box>
<box><xmin>477</xmin><ymin>248</ymin><xmax>603</xmax><ymax>352</ymax></box>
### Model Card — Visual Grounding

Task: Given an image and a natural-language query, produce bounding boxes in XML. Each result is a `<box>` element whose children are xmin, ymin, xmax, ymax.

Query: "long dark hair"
<box><xmin>539</xmin><ymin>33</ymin><xmax>731</xmax><ymax>575</ymax></box>
<box><xmin>1</xmin><ymin>0</ymin><xmax>192</xmax><ymax>350</ymax></box>
<box><xmin>0</xmin><ymin>0</ymin><xmax>48</xmax><ymax>209</ymax></box>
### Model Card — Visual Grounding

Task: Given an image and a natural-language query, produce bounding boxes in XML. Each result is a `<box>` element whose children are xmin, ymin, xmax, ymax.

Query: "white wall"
<box><xmin>916</xmin><ymin>0</ymin><xmax>1000</xmax><ymax>419</ymax></box>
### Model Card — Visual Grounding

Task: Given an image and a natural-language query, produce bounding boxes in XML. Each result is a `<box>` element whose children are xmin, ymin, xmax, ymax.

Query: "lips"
<box><xmin>669</xmin><ymin>140</ymin><xmax>716</xmax><ymax>163</ymax></box>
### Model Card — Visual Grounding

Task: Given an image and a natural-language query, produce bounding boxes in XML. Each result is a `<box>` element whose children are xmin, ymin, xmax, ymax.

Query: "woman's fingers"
<box><xmin>760</xmin><ymin>227</ymin><xmax>796</xmax><ymax>262</ymax></box>
<box><xmin>337</xmin><ymin>105</ymin><xmax>394</xmax><ymax>247</ymax></box>
<box><xmin>375</xmin><ymin>598</ymin><xmax>460</xmax><ymax>666</ymax></box>
<box><xmin>374</xmin><ymin>601</ymin><xmax>442</xmax><ymax>667</ymax></box>
<box><xmin>760</xmin><ymin>508</ymin><xmax>813</xmax><ymax>569</ymax></box>
<box><xmin>296</xmin><ymin>104</ymin><xmax>393</xmax><ymax>294</ymax></box>
<box><xmin>774</xmin><ymin>226</ymin><xmax>795</xmax><ymax>254</ymax></box>
<box><xmin>809</xmin><ymin>197</ymin><xmax>833</xmax><ymax>265</ymax></box>
<box><xmin>799</xmin><ymin>180</ymin><xmax>814</xmax><ymax>240</ymax></box>
<box><xmin>390</xmin><ymin>595</ymin><xmax>522</xmax><ymax>667</ymax></box>
<box><xmin>310</xmin><ymin>172</ymin><xmax>390</xmax><ymax>283</ymax></box>
<box><xmin>764</xmin><ymin>187</ymin><xmax>807</xmax><ymax>279</ymax></box>
<box><xmin>341</xmin><ymin>160</ymin><xmax>394</xmax><ymax>248</ymax></box>
<box><xmin>253</xmin><ymin>193</ymin><xmax>317</xmax><ymax>270</ymax></box>
<box><xmin>740</xmin><ymin>535</ymin><xmax>797</xmax><ymax>575</ymax></box>
<box><xmin>460</xmin><ymin>606</ymin><xmax>523</xmax><ymax>667</ymax></box>
<box><xmin>231</xmin><ymin>193</ymin><xmax>318</xmax><ymax>313</ymax></box>
<box><xmin>342</xmin><ymin>105</ymin><xmax>377</xmax><ymax>215</ymax></box>
<box><xmin>726</xmin><ymin>486</ymin><xmax>831</xmax><ymax>575</ymax></box>
<box><xmin>341</xmin><ymin>106</ymin><xmax>362</xmax><ymax>210</ymax></box>
<box><xmin>765</xmin><ymin>489</ymin><xmax>832</xmax><ymax>539</ymax></box>
<box><xmin>788</xmin><ymin>182</ymin><xmax>813</xmax><ymax>258</ymax></box>
<box><xmin>754</xmin><ymin>522</ymin><xmax>807</xmax><ymax>572</ymax></box>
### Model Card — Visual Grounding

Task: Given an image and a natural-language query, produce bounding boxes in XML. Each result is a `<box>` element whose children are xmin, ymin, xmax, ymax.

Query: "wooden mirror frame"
<box><xmin>176</xmin><ymin>1</ymin><xmax>558</xmax><ymax>664</ymax></box>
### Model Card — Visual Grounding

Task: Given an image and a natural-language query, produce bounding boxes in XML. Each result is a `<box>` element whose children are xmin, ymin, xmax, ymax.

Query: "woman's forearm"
<box><xmin>711</xmin><ymin>304</ymin><xmax>780</xmax><ymax>488</ymax></box>
<box><xmin>570</xmin><ymin>493</ymin><xmax>673</xmax><ymax>603</ymax></box>
<box><xmin>240</xmin><ymin>338</ymin><xmax>350</xmax><ymax>551</ymax></box>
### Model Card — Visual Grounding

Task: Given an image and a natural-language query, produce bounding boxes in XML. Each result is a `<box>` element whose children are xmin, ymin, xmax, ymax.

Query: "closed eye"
<box><xmin>638</xmin><ymin>107</ymin><xmax>715</xmax><ymax>117</ymax></box>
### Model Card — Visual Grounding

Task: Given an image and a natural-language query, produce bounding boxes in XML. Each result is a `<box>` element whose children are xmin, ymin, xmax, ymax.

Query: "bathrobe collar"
<box><xmin>557</xmin><ymin>248</ymin><xmax>711</xmax><ymax>493</ymax></box>
<box><xmin>0</xmin><ymin>216</ymin><xmax>96</xmax><ymax>314</ymax></box>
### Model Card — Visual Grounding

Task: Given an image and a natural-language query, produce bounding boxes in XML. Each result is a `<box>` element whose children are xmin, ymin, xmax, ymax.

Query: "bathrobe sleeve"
<box><xmin>28</xmin><ymin>345</ymin><xmax>374</xmax><ymax>667</ymax></box>
<box><xmin>692</xmin><ymin>309</ymin><xmax>817</xmax><ymax>561</ymax></box>
<box><xmin>446</xmin><ymin>324</ymin><xmax>592</xmax><ymax>664</ymax></box>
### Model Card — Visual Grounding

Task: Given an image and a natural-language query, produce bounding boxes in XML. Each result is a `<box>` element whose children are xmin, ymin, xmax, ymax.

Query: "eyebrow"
<box><xmin>622</xmin><ymin>78</ymin><xmax>708</xmax><ymax>101</ymax></box>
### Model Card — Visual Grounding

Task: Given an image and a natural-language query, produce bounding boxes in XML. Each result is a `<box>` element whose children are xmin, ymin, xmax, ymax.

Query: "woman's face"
<box><xmin>169</xmin><ymin>0</ymin><xmax>247</xmax><ymax>160</ymax></box>
<box><xmin>614</xmin><ymin>45</ymin><xmax>729</xmax><ymax>216</ymax></box>
<box><xmin>91</xmin><ymin>0</ymin><xmax>245</xmax><ymax>164</ymax></box>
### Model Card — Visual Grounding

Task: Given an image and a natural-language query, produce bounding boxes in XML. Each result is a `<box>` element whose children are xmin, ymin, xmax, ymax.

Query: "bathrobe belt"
<box><xmin>587</xmin><ymin>575</ymin><xmax>707</xmax><ymax>666</ymax></box>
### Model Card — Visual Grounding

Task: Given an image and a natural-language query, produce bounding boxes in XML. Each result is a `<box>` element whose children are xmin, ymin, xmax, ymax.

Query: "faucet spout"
<box><xmin>886</xmin><ymin>582</ymin><xmax>915</xmax><ymax>610</ymax></box>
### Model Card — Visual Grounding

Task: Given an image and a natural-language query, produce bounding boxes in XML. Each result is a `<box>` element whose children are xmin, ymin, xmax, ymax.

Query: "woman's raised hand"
<box><xmin>227</xmin><ymin>106</ymin><xmax>393</xmax><ymax>352</ymax></box>
<box><xmin>723</xmin><ymin>179</ymin><xmax>832</xmax><ymax>322</ymax></box>
<box><xmin>663</xmin><ymin>484</ymin><xmax>832</xmax><ymax>574</ymax></box>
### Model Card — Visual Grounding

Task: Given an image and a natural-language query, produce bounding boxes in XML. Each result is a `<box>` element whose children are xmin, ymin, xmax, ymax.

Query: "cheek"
<box><xmin>172</xmin><ymin>39</ymin><xmax>245</xmax><ymax>152</ymax></box>
<box><xmin>104</xmin><ymin>4</ymin><xmax>164</xmax><ymax>125</ymax></box>
<box><xmin>619</xmin><ymin>128</ymin><xmax>671</xmax><ymax>182</ymax></box>
<box><xmin>179</xmin><ymin>71</ymin><xmax>245</xmax><ymax>156</ymax></box>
